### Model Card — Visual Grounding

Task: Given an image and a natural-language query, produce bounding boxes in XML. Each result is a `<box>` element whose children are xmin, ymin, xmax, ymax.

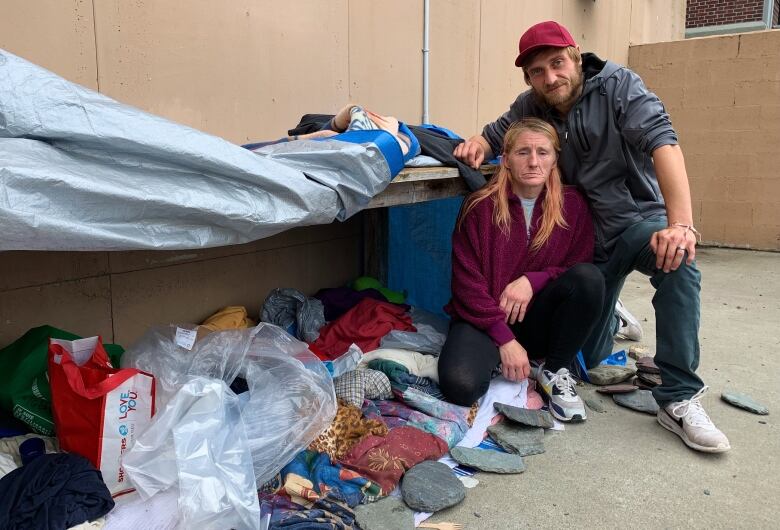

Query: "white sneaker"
<box><xmin>657</xmin><ymin>386</ymin><xmax>731</xmax><ymax>453</ymax></box>
<box><xmin>615</xmin><ymin>299</ymin><xmax>643</xmax><ymax>341</ymax></box>
<box><xmin>536</xmin><ymin>365</ymin><xmax>586</xmax><ymax>422</ymax></box>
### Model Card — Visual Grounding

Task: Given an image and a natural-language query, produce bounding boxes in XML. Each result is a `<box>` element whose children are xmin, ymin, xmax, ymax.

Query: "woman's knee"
<box><xmin>566</xmin><ymin>263</ymin><xmax>606</xmax><ymax>308</ymax></box>
<box><xmin>438</xmin><ymin>320</ymin><xmax>497</xmax><ymax>405</ymax></box>
<box><xmin>438</xmin><ymin>371</ymin><xmax>488</xmax><ymax>406</ymax></box>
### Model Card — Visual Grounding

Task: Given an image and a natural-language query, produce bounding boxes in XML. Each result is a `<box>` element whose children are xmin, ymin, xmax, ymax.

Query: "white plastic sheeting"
<box><xmin>0</xmin><ymin>49</ymin><xmax>394</xmax><ymax>251</ymax></box>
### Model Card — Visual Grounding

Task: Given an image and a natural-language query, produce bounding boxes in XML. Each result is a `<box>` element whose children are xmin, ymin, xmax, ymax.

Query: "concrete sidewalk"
<box><xmin>428</xmin><ymin>248</ymin><xmax>779</xmax><ymax>529</ymax></box>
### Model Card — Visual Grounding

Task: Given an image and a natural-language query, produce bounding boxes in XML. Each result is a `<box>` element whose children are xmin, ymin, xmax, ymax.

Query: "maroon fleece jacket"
<box><xmin>446</xmin><ymin>185</ymin><xmax>595</xmax><ymax>346</ymax></box>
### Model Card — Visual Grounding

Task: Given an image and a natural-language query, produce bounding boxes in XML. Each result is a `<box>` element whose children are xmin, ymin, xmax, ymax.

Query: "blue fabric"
<box><xmin>600</xmin><ymin>350</ymin><xmax>627</xmax><ymax>366</ymax></box>
<box><xmin>280</xmin><ymin>451</ymin><xmax>372</xmax><ymax>508</ymax></box>
<box><xmin>331</xmin><ymin>130</ymin><xmax>404</xmax><ymax>178</ymax></box>
<box><xmin>269</xmin><ymin>491</ymin><xmax>357</xmax><ymax>529</ymax></box>
<box><xmin>387</xmin><ymin>197</ymin><xmax>463</xmax><ymax>315</ymax></box>
<box><xmin>419</xmin><ymin>123</ymin><xmax>461</xmax><ymax>140</ymax></box>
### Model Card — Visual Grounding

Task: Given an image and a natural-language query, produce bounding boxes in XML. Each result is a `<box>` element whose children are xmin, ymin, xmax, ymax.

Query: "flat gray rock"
<box><xmin>401</xmin><ymin>461</ymin><xmax>465</xmax><ymax>512</ymax></box>
<box><xmin>354</xmin><ymin>496</ymin><xmax>415</xmax><ymax>530</ymax></box>
<box><xmin>721</xmin><ymin>391</ymin><xmax>769</xmax><ymax>415</ymax></box>
<box><xmin>486</xmin><ymin>422</ymin><xmax>545</xmax><ymax>456</ymax></box>
<box><xmin>450</xmin><ymin>446</ymin><xmax>525</xmax><ymax>473</ymax></box>
<box><xmin>582</xmin><ymin>393</ymin><xmax>608</xmax><ymax>413</ymax></box>
<box><xmin>494</xmin><ymin>402</ymin><xmax>554</xmax><ymax>428</ymax></box>
<box><xmin>587</xmin><ymin>365</ymin><xmax>636</xmax><ymax>385</ymax></box>
<box><xmin>595</xmin><ymin>383</ymin><xmax>639</xmax><ymax>394</ymax></box>
<box><xmin>613</xmin><ymin>390</ymin><xmax>659</xmax><ymax>414</ymax></box>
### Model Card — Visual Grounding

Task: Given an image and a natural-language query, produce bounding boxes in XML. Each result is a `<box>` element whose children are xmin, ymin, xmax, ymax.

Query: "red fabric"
<box><xmin>338</xmin><ymin>426</ymin><xmax>448</xmax><ymax>494</ymax></box>
<box><xmin>311</xmin><ymin>299</ymin><xmax>415</xmax><ymax>360</ymax></box>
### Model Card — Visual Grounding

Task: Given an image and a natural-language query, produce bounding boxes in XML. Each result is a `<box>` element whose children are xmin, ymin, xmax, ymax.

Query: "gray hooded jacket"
<box><xmin>482</xmin><ymin>53</ymin><xmax>677</xmax><ymax>261</ymax></box>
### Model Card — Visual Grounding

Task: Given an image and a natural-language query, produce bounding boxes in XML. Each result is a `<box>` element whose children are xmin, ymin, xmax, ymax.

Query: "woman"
<box><xmin>440</xmin><ymin>118</ymin><xmax>604</xmax><ymax>422</ymax></box>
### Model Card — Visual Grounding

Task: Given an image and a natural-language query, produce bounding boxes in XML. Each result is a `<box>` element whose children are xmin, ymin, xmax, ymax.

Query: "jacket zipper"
<box><xmin>574</xmin><ymin>108</ymin><xmax>591</xmax><ymax>152</ymax></box>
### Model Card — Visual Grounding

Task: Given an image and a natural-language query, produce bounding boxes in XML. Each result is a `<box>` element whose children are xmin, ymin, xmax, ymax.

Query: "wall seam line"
<box><xmin>91</xmin><ymin>0</ymin><xmax>101</xmax><ymax>92</ymax></box>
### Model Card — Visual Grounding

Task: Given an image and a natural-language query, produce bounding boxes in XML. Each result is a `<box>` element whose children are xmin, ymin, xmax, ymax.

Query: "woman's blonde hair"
<box><xmin>457</xmin><ymin>118</ymin><xmax>568</xmax><ymax>252</ymax></box>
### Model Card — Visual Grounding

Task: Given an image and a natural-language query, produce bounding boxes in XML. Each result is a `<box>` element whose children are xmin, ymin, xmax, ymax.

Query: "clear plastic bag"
<box><xmin>240</xmin><ymin>324</ymin><xmax>337</xmax><ymax>486</ymax></box>
<box><xmin>121</xmin><ymin>322</ymin><xmax>336</xmax><ymax>526</ymax></box>
<box><xmin>122</xmin><ymin>377</ymin><xmax>260</xmax><ymax>530</ymax></box>
<box><xmin>380</xmin><ymin>307</ymin><xmax>448</xmax><ymax>355</ymax></box>
<box><xmin>322</xmin><ymin>344</ymin><xmax>363</xmax><ymax>378</ymax></box>
<box><xmin>121</xmin><ymin>325</ymin><xmax>252</xmax><ymax>407</ymax></box>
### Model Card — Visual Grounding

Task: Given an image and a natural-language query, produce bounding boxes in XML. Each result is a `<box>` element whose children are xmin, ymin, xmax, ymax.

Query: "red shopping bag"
<box><xmin>48</xmin><ymin>336</ymin><xmax>155</xmax><ymax>496</ymax></box>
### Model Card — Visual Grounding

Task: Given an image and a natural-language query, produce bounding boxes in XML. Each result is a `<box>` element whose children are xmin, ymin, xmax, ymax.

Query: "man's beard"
<box><xmin>533</xmin><ymin>65</ymin><xmax>584</xmax><ymax>110</ymax></box>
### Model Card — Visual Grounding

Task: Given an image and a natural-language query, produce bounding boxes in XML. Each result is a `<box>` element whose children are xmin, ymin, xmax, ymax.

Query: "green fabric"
<box><xmin>0</xmin><ymin>325</ymin><xmax>124</xmax><ymax>435</ymax></box>
<box><xmin>350</xmin><ymin>276</ymin><xmax>406</xmax><ymax>304</ymax></box>
<box><xmin>365</xmin><ymin>359</ymin><xmax>410</xmax><ymax>392</ymax></box>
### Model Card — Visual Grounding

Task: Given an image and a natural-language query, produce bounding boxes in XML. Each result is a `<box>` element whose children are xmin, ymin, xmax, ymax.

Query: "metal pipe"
<box><xmin>422</xmin><ymin>0</ymin><xmax>430</xmax><ymax>124</ymax></box>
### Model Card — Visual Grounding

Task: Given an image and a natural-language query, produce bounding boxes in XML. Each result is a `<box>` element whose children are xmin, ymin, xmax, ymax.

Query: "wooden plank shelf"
<box><xmin>366</xmin><ymin>165</ymin><xmax>496</xmax><ymax>209</ymax></box>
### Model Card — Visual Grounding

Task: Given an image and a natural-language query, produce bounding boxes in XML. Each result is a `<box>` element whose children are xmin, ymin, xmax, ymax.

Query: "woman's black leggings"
<box><xmin>439</xmin><ymin>263</ymin><xmax>605</xmax><ymax>406</ymax></box>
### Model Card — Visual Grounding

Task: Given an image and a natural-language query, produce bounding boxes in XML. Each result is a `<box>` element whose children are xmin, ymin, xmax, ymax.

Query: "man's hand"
<box><xmin>498</xmin><ymin>339</ymin><xmax>531</xmax><ymax>381</ymax></box>
<box><xmin>453</xmin><ymin>135</ymin><xmax>491</xmax><ymax>169</ymax></box>
<box><xmin>499</xmin><ymin>276</ymin><xmax>533</xmax><ymax>324</ymax></box>
<box><xmin>650</xmin><ymin>225</ymin><xmax>696</xmax><ymax>273</ymax></box>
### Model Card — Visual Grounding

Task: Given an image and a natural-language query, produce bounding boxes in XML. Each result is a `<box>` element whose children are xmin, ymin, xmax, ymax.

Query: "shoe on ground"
<box><xmin>536</xmin><ymin>365</ymin><xmax>586</xmax><ymax>422</ymax></box>
<box><xmin>657</xmin><ymin>386</ymin><xmax>731</xmax><ymax>453</ymax></box>
<box><xmin>615</xmin><ymin>298</ymin><xmax>643</xmax><ymax>341</ymax></box>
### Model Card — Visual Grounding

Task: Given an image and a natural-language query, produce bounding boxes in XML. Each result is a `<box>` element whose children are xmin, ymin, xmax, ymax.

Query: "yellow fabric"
<box><xmin>199</xmin><ymin>306</ymin><xmax>256</xmax><ymax>332</ymax></box>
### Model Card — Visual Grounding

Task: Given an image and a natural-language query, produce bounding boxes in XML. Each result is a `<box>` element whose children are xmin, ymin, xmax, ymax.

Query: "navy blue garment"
<box><xmin>0</xmin><ymin>453</ymin><xmax>114</xmax><ymax>530</ymax></box>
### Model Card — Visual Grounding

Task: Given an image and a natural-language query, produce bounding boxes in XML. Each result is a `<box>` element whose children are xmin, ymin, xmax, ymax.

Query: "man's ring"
<box><xmin>677</xmin><ymin>246</ymin><xmax>685</xmax><ymax>252</ymax></box>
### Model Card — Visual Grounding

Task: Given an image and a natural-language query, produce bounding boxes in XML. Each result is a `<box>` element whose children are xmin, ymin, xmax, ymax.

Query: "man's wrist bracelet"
<box><xmin>669</xmin><ymin>222</ymin><xmax>702</xmax><ymax>242</ymax></box>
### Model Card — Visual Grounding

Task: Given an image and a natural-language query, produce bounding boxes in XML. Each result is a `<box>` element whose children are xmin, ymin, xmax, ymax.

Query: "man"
<box><xmin>454</xmin><ymin>21</ymin><xmax>730</xmax><ymax>453</ymax></box>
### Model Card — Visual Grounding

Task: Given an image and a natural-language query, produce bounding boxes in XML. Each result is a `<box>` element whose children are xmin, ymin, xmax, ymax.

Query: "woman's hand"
<box><xmin>499</xmin><ymin>275</ymin><xmax>533</xmax><ymax>324</ymax></box>
<box><xmin>498</xmin><ymin>339</ymin><xmax>531</xmax><ymax>381</ymax></box>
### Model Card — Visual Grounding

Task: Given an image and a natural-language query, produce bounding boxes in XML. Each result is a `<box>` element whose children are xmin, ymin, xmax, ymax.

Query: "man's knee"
<box><xmin>651</xmin><ymin>258</ymin><xmax>701</xmax><ymax>290</ymax></box>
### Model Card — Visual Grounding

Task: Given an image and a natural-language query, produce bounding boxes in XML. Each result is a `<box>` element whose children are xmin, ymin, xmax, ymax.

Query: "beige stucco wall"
<box><xmin>0</xmin><ymin>0</ymin><xmax>684</xmax><ymax>348</ymax></box>
<box><xmin>629</xmin><ymin>30</ymin><xmax>780</xmax><ymax>251</ymax></box>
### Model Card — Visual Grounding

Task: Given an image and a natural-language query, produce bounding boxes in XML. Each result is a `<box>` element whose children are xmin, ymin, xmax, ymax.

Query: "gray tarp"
<box><xmin>0</xmin><ymin>49</ymin><xmax>393</xmax><ymax>251</ymax></box>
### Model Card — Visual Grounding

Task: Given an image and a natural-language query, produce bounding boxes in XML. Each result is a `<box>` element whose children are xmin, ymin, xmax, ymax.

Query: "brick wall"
<box><xmin>629</xmin><ymin>30</ymin><xmax>780</xmax><ymax>250</ymax></box>
<box><xmin>686</xmin><ymin>0</ymin><xmax>766</xmax><ymax>28</ymax></box>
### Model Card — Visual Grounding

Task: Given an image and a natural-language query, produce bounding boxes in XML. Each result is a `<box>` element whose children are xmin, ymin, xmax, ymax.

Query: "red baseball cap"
<box><xmin>515</xmin><ymin>21</ymin><xmax>577</xmax><ymax>67</ymax></box>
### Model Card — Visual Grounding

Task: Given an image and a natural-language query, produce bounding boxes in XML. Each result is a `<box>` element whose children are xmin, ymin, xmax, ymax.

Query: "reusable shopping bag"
<box><xmin>0</xmin><ymin>325</ymin><xmax>124</xmax><ymax>435</ymax></box>
<box><xmin>48</xmin><ymin>336</ymin><xmax>155</xmax><ymax>495</ymax></box>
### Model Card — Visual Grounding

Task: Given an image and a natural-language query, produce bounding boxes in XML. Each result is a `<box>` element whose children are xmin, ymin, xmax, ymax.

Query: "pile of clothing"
<box><xmin>0</xmin><ymin>277</ymin><xmax>550</xmax><ymax>530</ymax></box>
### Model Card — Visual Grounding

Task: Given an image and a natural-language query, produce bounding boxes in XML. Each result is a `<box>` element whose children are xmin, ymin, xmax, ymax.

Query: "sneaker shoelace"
<box><xmin>669</xmin><ymin>386</ymin><xmax>714</xmax><ymax>428</ymax></box>
<box><xmin>549</xmin><ymin>370</ymin><xmax>577</xmax><ymax>398</ymax></box>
